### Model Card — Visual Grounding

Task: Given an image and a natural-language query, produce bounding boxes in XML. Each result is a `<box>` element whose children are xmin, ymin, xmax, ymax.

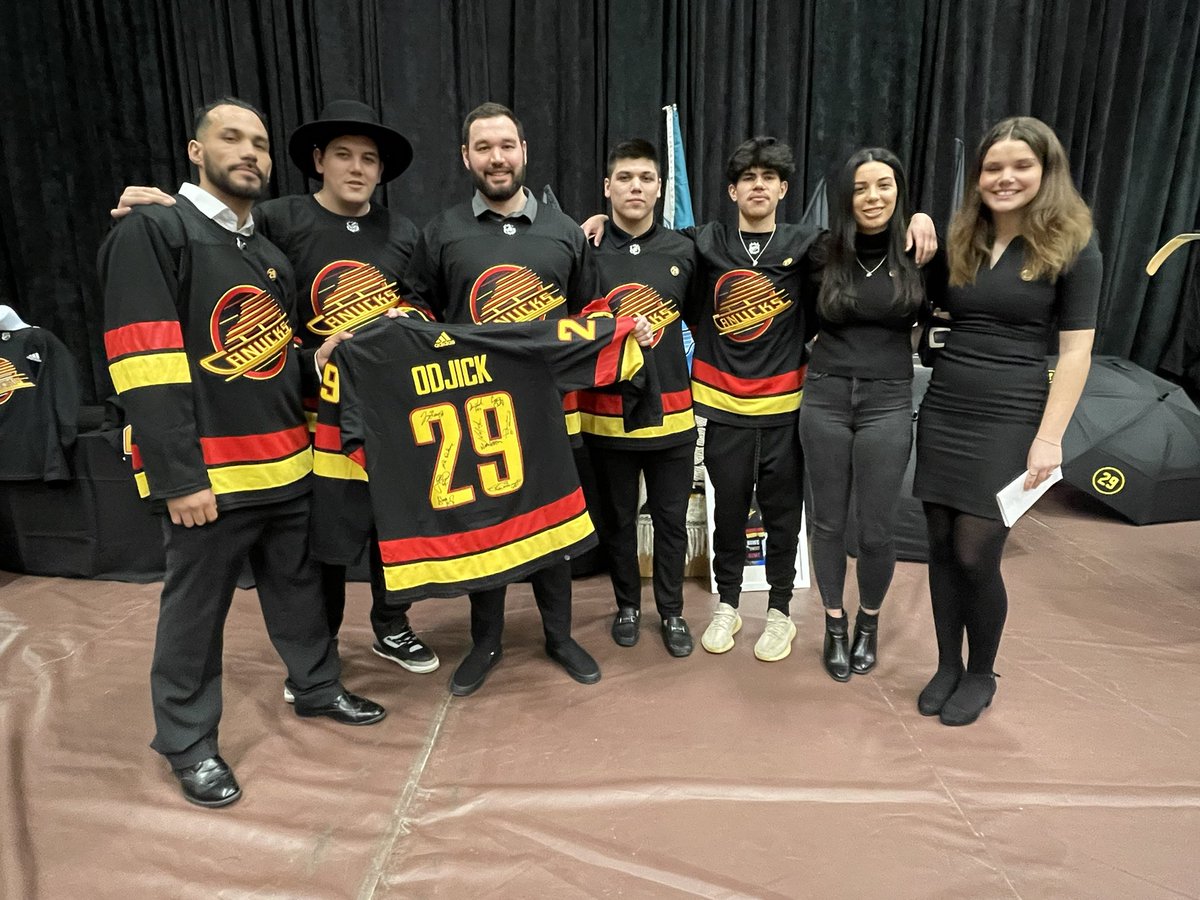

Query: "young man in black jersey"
<box><xmin>100</xmin><ymin>98</ymin><xmax>387</xmax><ymax>808</ymax></box>
<box><xmin>113</xmin><ymin>101</ymin><xmax>441</xmax><ymax>682</ymax></box>
<box><xmin>577</xmin><ymin>139</ymin><xmax>699</xmax><ymax>657</ymax></box>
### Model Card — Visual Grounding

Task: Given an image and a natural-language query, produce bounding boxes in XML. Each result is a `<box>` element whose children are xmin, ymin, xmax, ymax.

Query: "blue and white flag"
<box><xmin>662</xmin><ymin>103</ymin><xmax>695</xmax><ymax>230</ymax></box>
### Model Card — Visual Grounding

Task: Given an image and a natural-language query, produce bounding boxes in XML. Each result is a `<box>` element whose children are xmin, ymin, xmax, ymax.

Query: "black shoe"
<box><xmin>917</xmin><ymin>665</ymin><xmax>965</xmax><ymax>716</ymax></box>
<box><xmin>450</xmin><ymin>646</ymin><xmax>503</xmax><ymax>697</ymax></box>
<box><xmin>546</xmin><ymin>638</ymin><xmax>601</xmax><ymax>684</ymax></box>
<box><xmin>660</xmin><ymin>616</ymin><xmax>694</xmax><ymax>657</ymax></box>
<box><xmin>294</xmin><ymin>691</ymin><xmax>387</xmax><ymax>725</ymax></box>
<box><xmin>822</xmin><ymin>613</ymin><xmax>851</xmax><ymax>682</ymax></box>
<box><xmin>611</xmin><ymin>607</ymin><xmax>641</xmax><ymax>647</ymax></box>
<box><xmin>373</xmin><ymin>623</ymin><xmax>440</xmax><ymax>674</ymax></box>
<box><xmin>850</xmin><ymin>611</ymin><xmax>879</xmax><ymax>674</ymax></box>
<box><xmin>173</xmin><ymin>755</ymin><xmax>241</xmax><ymax>808</ymax></box>
<box><xmin>939</xmin><ymin>672</ymin><xmax>997</xmax><ymax>726</ymax></box>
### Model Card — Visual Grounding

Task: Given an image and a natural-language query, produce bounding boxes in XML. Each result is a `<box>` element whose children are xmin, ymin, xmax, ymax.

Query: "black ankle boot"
<box><xmin>939</xmin><ymin>672</ymin><xmax>998</xmax><ymax>726</ymax></box>
<box><xmin>822</xmin><ymin>613</ymin><xmax>851</xmax><ymax>682</ymax></box>
<box><xmin>850</xmin><ymin>611</ymin><xmax>879</xmax><ymax>674</ymax></box>
<box><xmin>917</xmin><ymin>665</ymin><xmax>964</xmax><ymax>716</ymax></box>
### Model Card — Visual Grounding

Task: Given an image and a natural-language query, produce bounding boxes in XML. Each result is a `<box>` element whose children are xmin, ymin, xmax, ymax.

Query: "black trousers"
<box><xmin>319</xmin><ymin>529</ymin><xmax>413</xmax><ymax>641</ymax></box>
<box><xmin>468</xmin><ymin>561</ymin><xmax>573</xmax><ymax>649</ymax></box>
<box><xmin>798</xmin><ymin>373</ymin><xmax>913</xmax><ymax>611</ymax></box>
<box><xmin>150</xmin><ymin>496</ymin><xmax>342</xmax><ymax>769</ymax></box>
<box><xmin>704</xmin><ymin>420</ymin><xmax>804</xmax><ymax>612</ymax></box>
<box><xmin>587</xmin><ymin>439</ymin><xmax>695</xmax><ymax>617</ymax></box>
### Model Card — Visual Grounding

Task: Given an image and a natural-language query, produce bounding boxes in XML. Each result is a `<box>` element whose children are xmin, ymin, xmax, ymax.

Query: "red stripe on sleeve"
<box><xmin>314</xmin><ymin>423</ymin><xmax>343</xmax><ymax>452</ymax></box>
<box><xmin>104</xmin><ymin>321</ymin><xmax>185</xmax><ymax>360</ymax></box>
<box><xmin>592</xmin><ymin>317</ymin><xmax>635</xmax><ymax>387</ymax></box>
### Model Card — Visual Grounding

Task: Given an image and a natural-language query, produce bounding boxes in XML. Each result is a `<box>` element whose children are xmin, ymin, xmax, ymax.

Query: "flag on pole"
<box><xmin>662</xmin><ymin>103</ymin><xmax>695</xmax><ymax>230</ymax></box>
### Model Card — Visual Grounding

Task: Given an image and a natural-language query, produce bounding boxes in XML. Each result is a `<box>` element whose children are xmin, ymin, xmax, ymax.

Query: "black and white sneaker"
<box><xmin>372</xmin><ymin>626</ymin><xmax>440</xmax><ymax>673</ymax></box>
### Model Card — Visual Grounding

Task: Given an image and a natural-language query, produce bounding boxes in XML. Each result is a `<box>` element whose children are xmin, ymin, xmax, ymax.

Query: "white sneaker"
<box><xmin>701</xmin><ymin>602</ymin><xmax>742</xmax><ymax>654</ymax></box>
<box><xmin>754</xmin><ymin>609</ymin><xmax>797</xmax><ymax>662</ymax></box>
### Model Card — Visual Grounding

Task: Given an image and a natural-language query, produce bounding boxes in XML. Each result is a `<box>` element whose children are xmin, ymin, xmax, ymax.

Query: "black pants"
<box><xmin>468</xmin><ymin>561</ymin><xmax>573</xmax><ymax>649</ymax></box>
<box><xmin>798</xmin><ymin>373</ymin><xmax>913</xmax><ymax>611</ymax></box>
<box><xmin>150</xmin><ymin>496</ymin><xmax>342</xmax><ymax>769</ymax></box>
<box><xmin>588</xmin><ymin>439</ymin><xmax>695</xmax><ymax>618</ymax></box>
<box><xmin>704</xmin><ymin>420</ymin><xmax>804</xmax><ymax>613</ymax></box>
<box><xmin>319</xmin><ymin>529</ymin><xmax>413</xmax><ymax>641</ymax></box>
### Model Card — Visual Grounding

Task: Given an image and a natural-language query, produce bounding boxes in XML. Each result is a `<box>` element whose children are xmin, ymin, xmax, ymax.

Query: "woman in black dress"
<box><xmin>800</xmin><ymin>148</ymin><xmax>945</xmax><ymax>681</ymax></box>
<box><xmin>913</xmin><ymin>117</ymin><xmax>1101</xmax><ymax>725</ymax></box>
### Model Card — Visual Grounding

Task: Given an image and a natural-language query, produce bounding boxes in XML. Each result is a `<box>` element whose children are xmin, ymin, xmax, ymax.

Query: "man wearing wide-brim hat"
<box><xmin>113</xmin><ymin>98</ymin><xmax>442</xmax><ymax>686</ymax></box>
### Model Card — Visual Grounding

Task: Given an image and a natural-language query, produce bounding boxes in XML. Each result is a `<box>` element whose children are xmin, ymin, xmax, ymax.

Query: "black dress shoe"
<box><xmin>173</xmin><ymin>755</ymin><xmax>241</xmax><ymax>808</ymax></box>
<box><xmin>546</xmin><ymin>638</ymin><xmax>601</xmax><ymax>684</ymax></box>
<box><xmin>917</xmin><ymin>665</ymin><xmax>964</xmax><ymax>716</ymax></box>
<box><xmin>939</xmin><ymin>672</ymin><xmax>997</xmax><ymax>726</ymax></box>
<box><xmin>611</xmin><ymin>607</ymin><xmax>641</xmax><ymax>647</ymax></box>
<box><xmin>450</xmin><ymin>646</ymin><xmax>503</xmax><ymax>697</ymax></box>
<box><xmin>294</xmin><ymin>691</ymin><xmax>387</xmax><ymax>725</ymax></box>
<box><xmin>850</xmin><ymin>611</ymin><xmax>879</xmax><ymax>674</ymax></box>
<box><xmin>822</xmin><ymin>613</ymin><xmax>851</xmax><ymax>682</ymax></box>
<box><xmin>660</xmin><ymin>616</ymin><xmax>694</xmax><ymax>657</ymax></box>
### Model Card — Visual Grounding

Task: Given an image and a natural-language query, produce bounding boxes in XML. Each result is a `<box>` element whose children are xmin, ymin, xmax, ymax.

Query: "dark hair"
<box><xmin>725</xmin><ymin>136</ymin><xmax>794</xmax><ymax>184</ymax></box>
<box><xmin>949</xmin><ymin>116</ymin><xmax>1092</xmax><ymax>285</ymax></box>
<box><xmin>461</xmin><ymin>102</ymin><xmax>525</xmax><ymax>147</ymax></box>
<box><xmin>606</xmin><ymin>139</ymin><xmax>659</xmax><ymax>176</ymax></box>
<box><xmin>192</xmin><ymin>97</ymin><xmax>267</xmax><ymax>139</ymax></box>
<box><xmin>817</xmin><ymin>147</ymin><xmax>923</xmax><ymax>323</ymax></box>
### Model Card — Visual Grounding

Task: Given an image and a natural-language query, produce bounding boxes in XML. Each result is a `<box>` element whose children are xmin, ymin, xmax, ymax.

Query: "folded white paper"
<box><xmin>995</xmin><ymin>466</ymin><xmax>1063</xmax><ymax>527</ymax></box>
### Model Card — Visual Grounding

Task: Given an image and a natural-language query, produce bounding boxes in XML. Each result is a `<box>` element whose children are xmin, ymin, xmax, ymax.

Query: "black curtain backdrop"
<box><xmin>1</xmin><ymin>0</ymin><xmax>1198</xmax><ymax>403</ymax></box>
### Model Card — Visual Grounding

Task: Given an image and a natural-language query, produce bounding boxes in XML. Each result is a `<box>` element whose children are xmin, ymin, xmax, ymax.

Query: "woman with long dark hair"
<box><xmin>913</xmin><ymin>116</ymin><xmax>1101</xmax><ymax>725</ymax></box>
<box><xmin>800</xmin><ymin>147</ymin><xmax>944</xmax><ymax>681</ymax></box>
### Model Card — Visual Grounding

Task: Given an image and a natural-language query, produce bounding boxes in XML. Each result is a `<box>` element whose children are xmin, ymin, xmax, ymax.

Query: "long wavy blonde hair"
<box><xmin>948</xmin><ymin>116</ymin><xmax>1092</xmax><ymax>286</ymax></box>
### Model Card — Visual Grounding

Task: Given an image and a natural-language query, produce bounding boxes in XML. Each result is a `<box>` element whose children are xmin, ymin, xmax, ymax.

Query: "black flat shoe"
<box><xmin>174</xmin><ymin>755</ymin><xmax>241</xmax><ymax>808</ymax></box>
<box><xmin>850</xmin><ymin>612</ymin><xmax>879</xmax><ymax>674</ymax></box>
<box><xmin>660</xmin><ymin>616</ymin><xmax>694</xmax><ymax>657</ymax></box>
<box><xmin>823</xmin><ymin>614</ymin><xmax>851</xmax><ymax>682</ymax></box>
<box><xmin>546</xmin><ymin>638</ymin><xmax>601</xmax><ymax>684</ymax></box>
<box><xmin>939</xmin><ymin>673</ymin><xmax>997</xmax><ymax>726</ymax></box>
<box><xmin>917</xmin><ymin>666</ymin><xmax>964</xmax><ymax>716</ymax></box>
<box><xmin>294</xmin><ymin>691</ymin><xmax>387</xmax><ymax>725</ymax></box>
<box><xmin>611</xmin><ymin>607</ymin><xmax>641</xmax><ymax>647</ymax></box>
<box><xmin>450</xmin><ymin>646</ymin><xmax>503</xmax><ymax>696</ymax></box>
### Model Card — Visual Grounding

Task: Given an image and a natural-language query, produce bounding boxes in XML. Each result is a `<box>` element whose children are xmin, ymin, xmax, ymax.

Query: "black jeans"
<box><xmin>704</xmin><ymin>420</ymin><xmax>804</xmax><ymax>613</ymax></box>
<box><xmin>798</xmin><ymin>372</ymin><xmax>912</xmax><ymax>611</ymax></box>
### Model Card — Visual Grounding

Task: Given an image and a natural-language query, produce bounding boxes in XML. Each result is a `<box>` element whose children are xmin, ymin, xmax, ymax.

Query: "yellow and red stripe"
<box><xmin>690</xmin><ymin>359</ymin><xmax>806</xmax><ymax>417</ymax></box>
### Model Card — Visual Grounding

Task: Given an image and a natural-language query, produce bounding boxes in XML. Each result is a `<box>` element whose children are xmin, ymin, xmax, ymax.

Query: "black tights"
<box><xmin>923</xmin><ymin>502</ymin><xmax>1010</xmax><ymax>675</ymax></box>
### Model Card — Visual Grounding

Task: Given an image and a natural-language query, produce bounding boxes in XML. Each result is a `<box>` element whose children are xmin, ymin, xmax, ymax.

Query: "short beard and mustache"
<box><xmin>472</xmin><ymin>162</ymin><xmax>525</xmax><ymax>202</ymax></box>
<box><xmin>206</xmin><ymin>157</ymin><xmax>267</xmax><ymax>200</ymax></box>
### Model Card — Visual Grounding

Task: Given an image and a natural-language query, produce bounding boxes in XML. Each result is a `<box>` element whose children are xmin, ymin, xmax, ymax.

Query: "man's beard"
<box><xmin>206</xmin><ymin>158</ymin><xmax>266</xmax><ymax>200</ymax></box>
<box><xmin>473</xmin><ymin>162</ymin><xmax>525</xmax><ymax>202</ymax></box>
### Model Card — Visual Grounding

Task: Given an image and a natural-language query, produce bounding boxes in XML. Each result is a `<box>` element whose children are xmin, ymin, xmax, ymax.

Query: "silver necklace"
<box><xmin>856</xmin><ymin>255</ymin><xmax>887</xmax><ymax>277</ymax></box>
<box><xmin>739</xmin><ymin>227</ymin><xmax>776</xmax><ymax>266</ymax></box>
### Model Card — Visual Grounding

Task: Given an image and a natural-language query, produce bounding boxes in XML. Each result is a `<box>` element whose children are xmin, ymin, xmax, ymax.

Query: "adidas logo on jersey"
<box><xmin>433</xmin><ymin>332</ymin><xmax>456</xmax><ymax>348</ymax></box>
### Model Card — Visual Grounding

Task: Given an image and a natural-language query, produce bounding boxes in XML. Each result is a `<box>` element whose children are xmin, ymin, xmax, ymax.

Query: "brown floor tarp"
<box><xmin>2</xmin><ymin>485</ymin><xmax>1198</xmax><ymax>899</ymax></box>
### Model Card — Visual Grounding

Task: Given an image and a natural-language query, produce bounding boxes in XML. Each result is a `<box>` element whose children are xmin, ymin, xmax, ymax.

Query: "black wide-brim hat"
<box><xmin>288</xmin><ymin>99</ymin><xmax>413</xmax><ymax>183</ymax></box>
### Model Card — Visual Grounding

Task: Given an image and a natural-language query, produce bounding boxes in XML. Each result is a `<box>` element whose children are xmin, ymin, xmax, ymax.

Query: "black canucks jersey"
<box><xmin>0</xmin><ymin>326</ymin><xmax>80</xmax><ymax>481</ymax></box>
<box><xmin>99</xmin><ymin>196</ymin><xmax>311</xmax><ymax>510</ymax></box>
<box><xmin>312</xmin><ymin>315</ymin><xmax>653</xmax><ymax>601</ymax></box>
<box><xmin>579</xmin><ymin>221</ymin><xmax>699</xmax><ymax>449</ymax></box>
<box><xmin>689</xmin><ymin>222</ymin><xmax>820</xmax><ymax>427</ymax></box>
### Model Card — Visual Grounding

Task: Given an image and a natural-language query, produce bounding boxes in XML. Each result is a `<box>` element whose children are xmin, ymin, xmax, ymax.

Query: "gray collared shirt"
<box><xmin>471</xmin><ymin>187</ymin><xmax>538</xmax><ymax>223</ymax></box>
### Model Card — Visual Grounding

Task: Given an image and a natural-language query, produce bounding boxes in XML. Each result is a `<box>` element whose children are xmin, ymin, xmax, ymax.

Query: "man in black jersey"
<box><xmin>100</xmin><ymin>98</ymin><xmax>387</xmax><ymax>809</ymax></box>
<box><xmin>400</xmin><ymin>102</ymin><xmax>619</xmax><ymax>696</ymax></box>
<box><xmin>577</xmin><ymin>139</ymin><xmax>699</xmax><ymax>657</ymax></box>
<box><xmin>113</xmin><ymin>101</ymin><xmax>441</xmax><ymax>682</ymax></box>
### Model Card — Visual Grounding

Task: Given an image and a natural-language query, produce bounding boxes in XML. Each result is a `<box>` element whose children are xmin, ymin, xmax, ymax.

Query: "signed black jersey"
<box><xmin>0</xmin><ymin>326</ymin><xmax>80</xmax><ymax>481</ymax></box>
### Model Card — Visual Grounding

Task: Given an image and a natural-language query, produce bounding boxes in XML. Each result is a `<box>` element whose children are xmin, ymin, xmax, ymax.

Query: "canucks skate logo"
<box><xmin>200</xmin><ymin>285</ymin><xmax>292</xmax><ymax>380</ymax></box>
<box><xmin>468</xmin><ymin>264</ymin><xmax>566</xmax><ymax>324</ymax></box>
<box><xmin>0</xmin><ymin>357</ymin><xmax>34</xmax><ymax>405</ymax></box>
<box><xmin>604</xmin><ymin>282</ymin><xmax>678</xmax><ymax>348</ymax></box>
<box><xmin>307</xmin><ymin>259</ymin><xmax>401</xmax><ymax>336</ymax></box>
<box><xmin>712</xmin><ymin>269</ymin><xmax>791</xmax><ymax>343</ymax></box>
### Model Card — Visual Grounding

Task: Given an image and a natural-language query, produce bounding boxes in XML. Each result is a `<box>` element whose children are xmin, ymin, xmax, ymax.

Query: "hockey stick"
<box><xmin>1146</xmin><ymin>233</ymin><xmax>1200</xmax><ymax>276</ymax></box>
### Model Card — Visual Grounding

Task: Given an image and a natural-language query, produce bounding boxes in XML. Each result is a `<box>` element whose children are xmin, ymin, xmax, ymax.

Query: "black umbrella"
<box><xmin>1059</xmin><ymin>356</ymin><xmax>1200</xmax><ymax>524</ymax></box>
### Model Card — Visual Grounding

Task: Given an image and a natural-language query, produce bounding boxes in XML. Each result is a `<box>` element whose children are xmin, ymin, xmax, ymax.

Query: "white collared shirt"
<box><xmin>178</xmin><ymin>182</ymin><xmax>255</xmax><ymax>237</ymax></box>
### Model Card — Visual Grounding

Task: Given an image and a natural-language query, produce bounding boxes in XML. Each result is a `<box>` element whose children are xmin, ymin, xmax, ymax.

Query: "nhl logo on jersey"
<box><xmin>748</xmin><ymin>240</ymin><xmax>761</xmax><ymax>257</ymax></box>
<box><xmin>629</xmin><ymin>243</ymin><xmax>641</xmax><ymax>255</ymax></box>
<box><xmin>346</xmin><ymin>220</ymin><xmax>360</xmax><ymax>233</ymax></box>
<box><xmin>502</xmin><ymin>223</ymin><xmax>517</xmax><ymax>236</ymax></box>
